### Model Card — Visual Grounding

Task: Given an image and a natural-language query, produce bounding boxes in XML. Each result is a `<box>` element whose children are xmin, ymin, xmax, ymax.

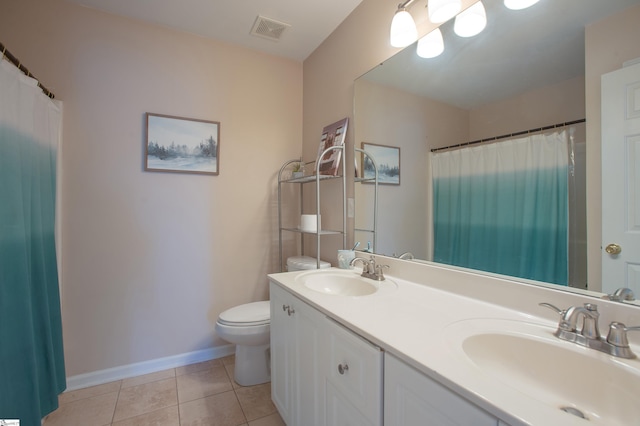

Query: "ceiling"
<box><xmin>64</xmin><ymin>0</ymin><xmax>363</xmax><ymax>61</ymax></box>
<box><xmin>361</xmin><ymin>0</ymin><xmax>640</xmax><ymax>109</ymax></box>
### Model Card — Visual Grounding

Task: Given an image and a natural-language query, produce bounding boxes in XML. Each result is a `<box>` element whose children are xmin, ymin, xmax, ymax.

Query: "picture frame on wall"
<box><xmin>315</xmin><ymin>118</ymin><xmax>348</xmax><ymax>176</ymax></box>
<box><xmin>145</xmin><ymin>113</ymin><xmax>220</xmax><ymax>175</ymax></box>
<box><xmin>361</xmin><ymin>142</ymin><xmax>400</xmax><ymax>185</ymax></box>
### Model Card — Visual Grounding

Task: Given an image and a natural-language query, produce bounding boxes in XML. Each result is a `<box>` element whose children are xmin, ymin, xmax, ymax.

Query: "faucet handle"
<box><xmin>606</xmin><ymin>322</ymin><xmax>640</xmax><ymax>348</ymax></box>
<box><xmin>374</xmin><ymin>264</ymin><xmax>389</xmax><ymax>281</ymax></box>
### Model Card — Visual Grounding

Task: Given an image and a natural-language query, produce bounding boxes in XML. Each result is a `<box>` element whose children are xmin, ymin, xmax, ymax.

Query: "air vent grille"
<box><xmin>250</xmin><ymin>15</ymin><xmax>290</xmax><ymax>41</ymax></box>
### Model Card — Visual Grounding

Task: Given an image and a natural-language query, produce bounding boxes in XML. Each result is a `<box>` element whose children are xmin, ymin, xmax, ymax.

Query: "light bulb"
<box><xmin>390</xmin><ymin>8</ymin><xmax>418</xmax><ymax>47</ymax></box>
<box><xmin>428</xmin><ymin>0</ymin><xmax>462</xmax><ymax>23</ymax></box>
<box><xmin>504</xmin><ymin>0</ymin><xmax>540</xmax><ymax>10</ymax></box>
<box><xmin>454</xmin><ymin>1</ymin><xmax>487</xmax><ymax>37</ymax></box>
<box><xmin>417</xmin><ymin>28</ymin><xmax>444</xmax><ymax>58</ymax></box>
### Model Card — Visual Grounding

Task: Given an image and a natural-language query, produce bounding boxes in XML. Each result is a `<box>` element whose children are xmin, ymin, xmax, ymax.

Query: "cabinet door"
<box><xmin>385</xmin><ymin>354</ymin><xmax>498</xmax><ymax>426</ymax></box>
<box><xmin>270</xmin><ymin>283</ymin><xmax>326</xmax><ymax>426</ymax></box>
<box><xmin>325</xmin><ymin>318</ymin><xmax>383</xmax><ymax>426</ymax></box>
<box><xmin>292</xmin><ymin>294</ymin><xmax>326</xmax><ymax>426</ymax></box>
<box><xmin>270</xmin><ymin>285</ymin><xmax>294</xmax><ymax>424</ymax></box>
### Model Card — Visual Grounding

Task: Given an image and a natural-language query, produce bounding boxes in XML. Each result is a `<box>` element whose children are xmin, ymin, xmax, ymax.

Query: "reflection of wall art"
<box><xmin>362</xmin><ymin>142</ymin><xmax>400</xmax><ymax>185</ymax></box>
<box><xmin>145</xmin><ymin>113</ymin><xmax>220</xmax><ymax>175</ymax></box>
<box><xmin>315</xmin><ymin>118</ymin><xmax>348</xmax><ymax>176</ymax></box>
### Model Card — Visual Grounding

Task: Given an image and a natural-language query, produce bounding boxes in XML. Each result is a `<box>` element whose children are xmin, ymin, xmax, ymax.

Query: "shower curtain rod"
<box><xmin>431</xmin><ymin>118</ymin><xmax>586</xmax><ymax>153</ymax></box>
<box><xmin>0</xmin><ymin>41</ymin><xmax>55</xmax><ymax>99</ymax></box>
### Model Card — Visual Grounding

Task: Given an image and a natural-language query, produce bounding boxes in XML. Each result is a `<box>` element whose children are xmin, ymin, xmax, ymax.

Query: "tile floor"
<box><xmin>43</xmin><ymin>355</ymin><xmax>285</xmax><ymax>426</ymax></box>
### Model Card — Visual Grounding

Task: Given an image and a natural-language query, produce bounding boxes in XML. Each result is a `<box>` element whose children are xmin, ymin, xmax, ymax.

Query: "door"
<box><xmin>602</xmin><ymin>61</ymin><xmax>640</xmax><ymax>294</ymax></box>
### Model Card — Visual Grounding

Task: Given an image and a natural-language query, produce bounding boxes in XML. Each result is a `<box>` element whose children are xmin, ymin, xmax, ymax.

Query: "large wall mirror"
<box><xmin>354</xmin><ymin>0</ymin><xmax>639</xmax><ymax>299</ymax></box>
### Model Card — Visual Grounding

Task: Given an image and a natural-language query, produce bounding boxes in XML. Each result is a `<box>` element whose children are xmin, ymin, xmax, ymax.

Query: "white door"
<box><xmin>602</xmin><ymin>61</ymin><xmax>640</xmax><ymax>294</ymax></box>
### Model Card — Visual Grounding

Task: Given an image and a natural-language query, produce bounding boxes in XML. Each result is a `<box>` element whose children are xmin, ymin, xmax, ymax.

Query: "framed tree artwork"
<box><xmin>361</xmin><ymin>142</ymin><xmax>400</xmax><ymax>185</ymax></box>
<box><xmin>145</xmin><ymin>113</ymin><xmax>220</xmax><ymax>175</ymax></box>
<box><xmin>315</xmin><ymin>118</ymin><xmax>348</xmax><ymax>176</ymax></box>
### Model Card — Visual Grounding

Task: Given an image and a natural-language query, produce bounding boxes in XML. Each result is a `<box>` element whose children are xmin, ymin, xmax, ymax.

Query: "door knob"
<box><xmin>605</xmin><ymin>243</ymin><xmax>622</xmax><ymax>255</ymax></box>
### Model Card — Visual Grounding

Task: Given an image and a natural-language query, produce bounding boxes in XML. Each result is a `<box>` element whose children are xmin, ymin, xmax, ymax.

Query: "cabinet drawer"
<box><xmin>325</xmin><ymin>318</ymin><xmax>383</xmax><ymax>424</ymax></box>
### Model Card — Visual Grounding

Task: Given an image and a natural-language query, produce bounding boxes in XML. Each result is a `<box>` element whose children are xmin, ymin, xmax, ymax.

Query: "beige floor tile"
<box><xmin>248</xmin><ymin>412</ymin><xmax>285</xmax><ymax>426</ymax></box>
<box><xmin>235</xmin><ymin>383</ymin><xmax>276</xmax><ymax>422</ymax></box>
<box><xmin>176</xmin><ymin>365</ymin><xmax>233</xmax><ymax>403</ymax></box>
<box><xmin>58</xmin><ymin>380</ymin><xmax>122</xmax><ymax>405</ymax></box>
<box><xmin>44</xmin><ymin>391</ymin><xmax>118</xmax><ymax>426</ymax></box>
<box><xmin>175</xmin><ymin>358</ymin><xmax>223</xmax><ymax>376</ymax></box>
<box><xmin>113</xmin><ymin>377</ymin><xmax>178</xmax><ymax>422</ymax></box>
<box><xmin>220</xmin><ymin>354</ymin><xmax>235</xmax><ymax>366</ymax></box>
<box><xmin>122</xmin><ymin>368</ymin><xmax>176</xmax><ymax>389</ymax></box>
<box><xmin>111</xmin><ymin>405</ymin><xmax>180</xmax><ymax>426</ymax></box>
<box><xmin>179</xmin><ymin>391</ymin><xmax>246</xmax><ymax>426</ymax></box>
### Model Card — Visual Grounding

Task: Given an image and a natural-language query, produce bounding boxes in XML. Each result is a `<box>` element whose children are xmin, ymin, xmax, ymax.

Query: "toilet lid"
<box><xmin>218</xmin><ymin>301</ymin><xmax>270</xmax><ymax>326</ymax></box>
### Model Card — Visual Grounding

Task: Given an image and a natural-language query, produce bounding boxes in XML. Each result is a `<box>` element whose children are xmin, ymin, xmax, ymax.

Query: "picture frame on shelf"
<box><xmin>361</xmin><ymin>142</ymin><xmax>400</xmax><ymax>185</ymax></box>
<box><xmin>315</xmin><ymin>118</ymin><xmax>348</xmax><ymax>176</ymax></box>
<box><xmin>145</xmin><ymin>113</ymin><xmax>220</xmax><ymax>175</ymax></box>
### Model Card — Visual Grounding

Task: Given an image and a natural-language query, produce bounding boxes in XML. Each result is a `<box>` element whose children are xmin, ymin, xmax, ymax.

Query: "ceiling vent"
<box><xmin>250</xmin><ymin>15</ymin><xmax>290</xmax><ymax>41</ymax></box>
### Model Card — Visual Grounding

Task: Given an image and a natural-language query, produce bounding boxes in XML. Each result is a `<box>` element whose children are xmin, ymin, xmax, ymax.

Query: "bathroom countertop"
<box><xmin>268</xmin><ymin>265</ymin><xmax>640</xmax><ymax>426</ymax></box>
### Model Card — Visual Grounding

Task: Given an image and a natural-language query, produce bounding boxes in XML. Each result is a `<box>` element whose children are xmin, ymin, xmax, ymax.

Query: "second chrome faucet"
<box><xmin>540</xmin><ymin>302</ymin><xmax>640</xmax><ymax>359</ymax></box>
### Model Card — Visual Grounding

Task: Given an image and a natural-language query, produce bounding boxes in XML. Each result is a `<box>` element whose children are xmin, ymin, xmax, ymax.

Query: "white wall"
<box><xmin>1</xmin><ymin>0</ymin><xmax>302</xmax><ymax>377</ymax></box>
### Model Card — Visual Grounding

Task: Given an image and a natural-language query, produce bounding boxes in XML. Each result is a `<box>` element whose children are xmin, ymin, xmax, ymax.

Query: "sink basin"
<box><xmin>295</xmin><ymin>270</ymin><xmax>396</xmax><ymax>297</ymax></box>
<box><xmin>445</xmin><ymin>319</ymin><xmax>640</xmax><ymax>425</ymax></box>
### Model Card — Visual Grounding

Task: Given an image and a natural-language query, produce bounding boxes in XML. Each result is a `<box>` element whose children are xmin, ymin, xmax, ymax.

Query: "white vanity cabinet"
<box><xmin>270</xmin><ymin>283</ymin><xmax>326</xmax><ymax>425</ymax></box>
<box><xmin>324</xmin><ymin>318</ymin><xmax>383</xmax><ymax>426</ymax></box>
<box><xmin>384</xmin><ymin>353</ymin><xmax>500</xmax><ymax>426</ymax></box>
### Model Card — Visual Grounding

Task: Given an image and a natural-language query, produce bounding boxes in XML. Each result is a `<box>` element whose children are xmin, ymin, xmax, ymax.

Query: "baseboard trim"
<box><xmin>65</xmin><ymin>344</ymin><xmax>236</xmax><ymax>391</ymax></box>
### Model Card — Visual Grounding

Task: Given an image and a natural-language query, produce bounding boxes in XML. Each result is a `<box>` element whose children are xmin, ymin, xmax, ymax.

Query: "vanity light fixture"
<box><xmin>417</xmin><ymin>28</ymin><xmax>445</xmax><ymax>58</ymax></box>
<box><xmin>390</xmin><ymin>2</ymin><xmax>419</xmax><ymax>47</ymax></box>
<box><xmin>454</xmin><ymin>1</ymin><xmax>487</xmax><ymax>37</ymax></box>
<box><xmin>504</xmin><ymin>0</ymin><xmax>540</xmax><ymax>10</ymax></box>
<box><xmin>428</xmin><ymin>0</ymin><xmax>462</xmax><ymax>23</ymax></box>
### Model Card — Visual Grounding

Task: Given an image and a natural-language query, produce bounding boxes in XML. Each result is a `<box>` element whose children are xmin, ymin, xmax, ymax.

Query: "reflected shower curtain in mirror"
<box><xmin>431</xmin><ymin>130</ymin><xmax>569</xmax><ymax>285</ymax></box>
<box><xmin>0</xmin><ymin>59</ymin><xmax>65</xmax><ymax>424</ymax></box>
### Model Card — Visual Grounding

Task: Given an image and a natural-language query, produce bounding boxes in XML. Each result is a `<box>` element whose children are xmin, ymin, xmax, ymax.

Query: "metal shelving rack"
<box><xmin>277</xmin><ymin>146</ymin><xmax>347</xmax><ymax>271</ymax></box>
<box><xmin>354</xmin><ymin>147</ymin><xmax>379</xmax><ymax>252</ymax></box>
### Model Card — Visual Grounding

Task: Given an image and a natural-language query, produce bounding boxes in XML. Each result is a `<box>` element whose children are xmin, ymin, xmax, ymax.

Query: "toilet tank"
<box><xmin>287</xmin><ymin>256</ymin><xmax>330</xmax><ymax>271</ymax></box>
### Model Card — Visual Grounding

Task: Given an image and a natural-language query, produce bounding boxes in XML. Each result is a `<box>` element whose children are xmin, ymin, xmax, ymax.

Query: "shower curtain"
<box><xmin>0</xmin><ymin>58</ymin><xmax>65</xmax><ymax>423</ymax></box>
<box><xmin>431</xmin><ymin>130</ymin><xmax>569</xmax><ymax>285</ymax></box>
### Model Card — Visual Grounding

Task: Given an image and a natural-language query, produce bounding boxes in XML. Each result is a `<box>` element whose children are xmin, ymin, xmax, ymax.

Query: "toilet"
<box><xmin>215</xmin><ymin>256</ymin><xmax>329</xmax><ymax>386</ymax></box>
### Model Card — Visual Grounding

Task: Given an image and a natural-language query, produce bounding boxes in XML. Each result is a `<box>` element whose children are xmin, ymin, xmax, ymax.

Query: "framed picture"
<box><xmin>145</xmin><ymin>113</ymin><xmax>220</xmax><ymax>175</ymax></box>
<box><xmin>315</xmin><ymin>118</ymin><xmax>348</xmax><ymax>176</ymax></box>
<box><xmin>361</xmin><ymin>142</ymin><xmax>401</xmax><ymax>185</ymax></box>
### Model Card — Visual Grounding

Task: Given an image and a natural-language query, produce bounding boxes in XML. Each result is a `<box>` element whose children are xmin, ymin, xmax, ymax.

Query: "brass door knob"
<box><xmin>605</xmin><ymin>243</ymin><xmax>622</xmax><ymax>255</ymax></box>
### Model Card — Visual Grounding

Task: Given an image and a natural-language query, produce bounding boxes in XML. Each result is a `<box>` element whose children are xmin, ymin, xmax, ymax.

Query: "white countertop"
<box><xmin>268</xmin><ymin>263</ymin><xmax>640</xmax><ymax>426</ymax></box>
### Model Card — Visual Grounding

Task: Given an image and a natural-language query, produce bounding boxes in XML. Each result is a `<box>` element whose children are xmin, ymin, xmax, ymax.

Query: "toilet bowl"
<box><xmin>215</xmin><ymin>301</ymin><xmax>271</xmax><ymax>386</ymax></box>
<box><xmin>216</xmin><ymin>257</ymin><xmax>330</xmax><ymax>386</ymax></box>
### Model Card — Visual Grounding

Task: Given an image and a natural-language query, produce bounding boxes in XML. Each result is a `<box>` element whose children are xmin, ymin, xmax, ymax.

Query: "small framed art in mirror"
<box><xmin>362</xmin><ymin>142</ymin><xmax>400</xmax><ymax>185</ymax></box>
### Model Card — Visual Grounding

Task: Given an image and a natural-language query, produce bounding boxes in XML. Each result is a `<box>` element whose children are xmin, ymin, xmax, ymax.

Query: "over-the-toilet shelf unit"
<box><xmin>354</xmin><ymin>147</ymin><xmax>378</xmax><ymax>253</ymax></box>
<box><xmin>277</xmin><ymin>146</ymin><xmax>346</xmax><ymax>272</ymax></box>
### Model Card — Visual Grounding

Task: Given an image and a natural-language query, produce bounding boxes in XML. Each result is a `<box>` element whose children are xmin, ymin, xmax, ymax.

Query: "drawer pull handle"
<box><xmin>338</xmin><ymin>363</ymin><xmax>349</xmax><ymax>375</ymax></box>
<box><xmin>287</xmin><ymin>307</ymin><xmax>295</xmax><ymax>316</ymax></box>
<box><xmin>282</xmin><ymin>304</ymin><xmax>289</xmax><ymax>312</ymax></box>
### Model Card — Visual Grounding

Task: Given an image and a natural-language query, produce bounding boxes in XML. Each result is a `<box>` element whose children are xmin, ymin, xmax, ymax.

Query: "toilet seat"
<box><xmin>217</xmin><ymin>301</ymin><xmax>270</xmax><ymax>327</ymax></box>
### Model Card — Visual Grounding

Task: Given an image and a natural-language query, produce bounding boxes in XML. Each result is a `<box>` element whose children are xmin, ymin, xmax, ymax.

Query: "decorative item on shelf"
<box><xmin>291</xmin><ymin>162</ymin><xmax>304</xmax><ymax>179</ymax></box>
<box><xmin>315</xmin><ymin>118</ymin><xmax>348</xmax><ymax>176</ymax></box>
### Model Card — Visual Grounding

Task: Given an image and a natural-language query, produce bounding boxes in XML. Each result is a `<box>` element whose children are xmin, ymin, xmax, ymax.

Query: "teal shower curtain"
<box><xmin>0</xmin><ymin>59</ymin><xmax>65</xmax><ymax>424</ymax></box>
<box><xmin>432</xmin><ymin>130</ymin><xmax>569</xmax><ymax>285</ymax></box>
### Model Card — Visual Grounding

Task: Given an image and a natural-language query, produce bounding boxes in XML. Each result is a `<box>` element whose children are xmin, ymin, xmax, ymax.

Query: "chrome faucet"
<box><xmin>602</xmin><ymin>287</ymin><xmax>636</xmax><ymax>303</ymax></box>
<box><xmin>349</xmin><ymin>256</ymin><xmax>389</xmax><ymax>281</ymax></box>
<box><xmin>540</xmin><ymin>302</ymin><xmax>640</xmax><ymax>359</ymax></box>
<box><xmin>395</xmin><ymin>252</ymin><xmax>415</xmax><ymax>260</ymax></box>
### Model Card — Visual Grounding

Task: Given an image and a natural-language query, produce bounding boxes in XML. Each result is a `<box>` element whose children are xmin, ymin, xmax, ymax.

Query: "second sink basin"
<box><xmin>295</xmin><ymin>269</ymin><xmax>396</xmax><ymax>297</ymax></box>
<box><xmin>444</xmin><ymin>319</ymin><xmax>640</xmax><ymax>425</ymax></box>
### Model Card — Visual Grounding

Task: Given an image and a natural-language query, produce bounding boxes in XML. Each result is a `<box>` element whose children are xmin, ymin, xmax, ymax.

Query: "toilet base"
<box><xmin>234</xmin><ymin>343</ymin><xmax>271</xmax><ymax>386</ymax></box>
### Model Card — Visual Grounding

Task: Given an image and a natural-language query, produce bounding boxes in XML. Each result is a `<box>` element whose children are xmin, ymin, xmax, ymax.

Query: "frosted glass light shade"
<box><xmin>428</xmin><ymin>0</ymin><xmax>462</xmax><ymax>23</ymax></box>
<box><xmin>454</xmin><ymin>1</ymin><xmax>487</xmax><ymax>37</ymax></box>
<box><xmin>390</xmin><ymin>9</ymin><xmax>418</xmax><ymax>47</ymax></box>
<box><xmin>504</xmin><ymin>0</ymin><xmax>540</xmax><ymax>10</ymax></box>
<box><xmin>417</xmin><ymin>29</ymin><xmax>444</xmax><ymax>58</ymax></box>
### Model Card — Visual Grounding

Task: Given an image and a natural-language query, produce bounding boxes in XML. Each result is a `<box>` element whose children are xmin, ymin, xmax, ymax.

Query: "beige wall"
<box><xmin>1</xmin><ymin>0</ymin><xmax>302</xmax><ymax>376</ymax></box>
<box><xmin>306</xmin><ymin>0</ymin><xmax>640</xmax><ymax>292</ymax></box>
<box><xmin>585</xmin><ymin>5</ymin><xmax>640</xmax><ymax>292</ymax></box>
